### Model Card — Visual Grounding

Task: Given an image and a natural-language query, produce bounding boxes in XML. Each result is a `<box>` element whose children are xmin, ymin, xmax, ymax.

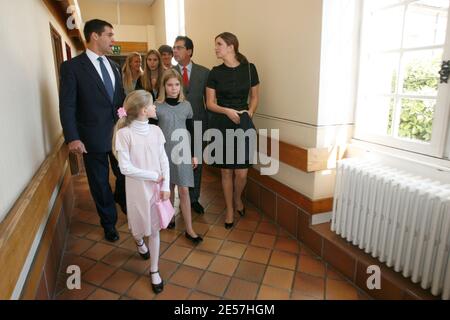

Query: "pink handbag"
<box><xmin>153</xmin><ymin>183</ymin><xmax>175</xmax><ymax>229</ymax></box>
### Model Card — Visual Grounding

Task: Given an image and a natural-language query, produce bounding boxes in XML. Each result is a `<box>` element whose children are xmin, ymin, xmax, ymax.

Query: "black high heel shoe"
<box><xmin>150</xmin><ymin>270</ymin><xmax>164</xmax><ymax>294</ymax></box>
<box><xmin>136</xmin><ymin>240</ymin><xmax>150</xmax><ymax>260</ymax></box>
<box><xmin>185</xmin><ymin>232</ymin><xmax>203</xmax><ymax>244</ymax></box>
<box><xmin>237</xmin><ymin>207</ymin><xmax>246</xmax><ymax>217</ymax></box>
<box><xmin>224</xmin><ymin>221</ymin><xmax>234</xmax><ymax>229</ymax></box>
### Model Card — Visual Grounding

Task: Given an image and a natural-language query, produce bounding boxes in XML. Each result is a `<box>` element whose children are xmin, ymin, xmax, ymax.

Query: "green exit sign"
<box><xmin>112</xmin><ymin>45</ymin><xmax>121</xmax><ymax>55</ymax></box>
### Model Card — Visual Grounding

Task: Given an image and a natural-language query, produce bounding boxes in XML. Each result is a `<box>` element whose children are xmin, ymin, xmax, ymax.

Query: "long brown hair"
<box><xmin>215</xmin><ymin>32</ymin><xmax>248</xmax><ymax>64</ymax></box>
<box><xmin>122</xmin><ymin>52</ymin><xmax>143</xmax><ymax>93</ymax></box>
<box><xmin>112</xmin><ymin>90</ymin><xmax>153</xmax><ymax>156</ymax></box>
<box><xmin>140</xmin><ymin>49</ymin><xmax>164</xmax><ymax>93</ymax></box>
<box><xmin>156</xmin><ymin>69</ymin><xmax>186</xmax><ymax>103</ymax></box>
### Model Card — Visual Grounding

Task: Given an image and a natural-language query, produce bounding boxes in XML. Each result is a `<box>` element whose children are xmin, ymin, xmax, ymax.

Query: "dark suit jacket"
<box><xmin>59</xmin><ymin>52</ymin><xmax>126</xmax><ymax>153</ymax></box>
<box><xmin>175</xmin><ymin>62</ymin><xmax>209</xmax><ymax>127</ymax></box>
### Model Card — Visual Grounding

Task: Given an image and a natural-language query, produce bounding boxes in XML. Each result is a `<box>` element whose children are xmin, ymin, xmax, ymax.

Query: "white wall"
<box><xmin>0</xmin><ymin>0</ymin><xmax>77</xmax><ymax>222</ymax></box>
<box><xmin>151</xmin><ymin>0</ymin><xmax>167</xmax><ymax>47</ymax></box>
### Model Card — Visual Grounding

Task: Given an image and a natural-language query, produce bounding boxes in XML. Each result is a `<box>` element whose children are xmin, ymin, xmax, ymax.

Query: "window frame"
<box><xmin>353</xmin><ymin>0</ymin><xmax>450</xmax><ymax>158</ymax></box>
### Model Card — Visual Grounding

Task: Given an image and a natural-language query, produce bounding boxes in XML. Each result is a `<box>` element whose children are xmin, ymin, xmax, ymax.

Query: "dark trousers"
<box><xmin>82</xmin><ymin>152</ymin><xmax>126</xmax><ymax>231</ymax></box>
<box><xmin>189</xmin><ymin>163</ymin><xmax>203</xmax><ymax>203</ymax></box>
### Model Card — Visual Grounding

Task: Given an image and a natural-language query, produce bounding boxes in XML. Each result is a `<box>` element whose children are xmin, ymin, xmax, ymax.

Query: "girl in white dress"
<box><xmin>113</xmin><ymin>90</ymin><xmax>170</xmax><ymax>294</ymax></box>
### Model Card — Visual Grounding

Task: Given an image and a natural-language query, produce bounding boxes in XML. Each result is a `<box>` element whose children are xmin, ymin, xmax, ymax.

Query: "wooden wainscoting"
<box><xmin>0</xmin><ymin>137</ymin><xmax>74</xmax><ymax>299</ymax></box>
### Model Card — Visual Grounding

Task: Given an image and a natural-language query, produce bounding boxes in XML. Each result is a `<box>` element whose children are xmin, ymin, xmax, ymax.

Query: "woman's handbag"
<box><xmin>153</xmin><ymin>183</ymin><xmax>175</xmax><ymax>229</ymax></box>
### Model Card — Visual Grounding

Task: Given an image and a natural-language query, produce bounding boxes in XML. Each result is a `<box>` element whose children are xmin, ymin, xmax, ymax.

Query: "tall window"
<box><xmin>354</xmin><ymin>0</ymin><xmax>450</xmax><ymax>157</ymax></box>
<box><xmin>165</xmin><ymin>0</ymin><xmax>185</xmax><ymax>46</ymax></box>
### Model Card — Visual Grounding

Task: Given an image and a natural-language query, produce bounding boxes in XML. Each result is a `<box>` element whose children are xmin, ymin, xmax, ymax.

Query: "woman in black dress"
<box><xmin>206</xmin><ymin>32</ymin><xmax>260</xmax><ymax>229</ymax></box>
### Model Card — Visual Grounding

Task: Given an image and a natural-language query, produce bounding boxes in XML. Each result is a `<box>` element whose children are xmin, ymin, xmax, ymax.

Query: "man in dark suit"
<box><xmin>59</xmin><ymin>19</ymin><xmax>126</xmax><ymax>242</ymax></box>
<box><xmin>173</xmin><ymin>36</ymin><xmax>210</xmax><ymax>214</ymax></box>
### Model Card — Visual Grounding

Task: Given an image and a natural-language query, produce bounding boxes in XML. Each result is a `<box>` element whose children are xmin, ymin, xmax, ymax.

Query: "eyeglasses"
<box><xmin>173</xmin><ymin>45</ymin><xmax>186</xmax><ymax>50</ymax></box>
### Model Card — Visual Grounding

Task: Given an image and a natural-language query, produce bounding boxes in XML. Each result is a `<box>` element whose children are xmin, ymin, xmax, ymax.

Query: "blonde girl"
<box><xmin>137</xmin><ymin>49</ymin><xmax>164</xmax><ymax>100</ymax></box>
<box><xmin>121</xmin><ymin>52</ymin><xmax>143</xmax><ymax>95</ymax></box>
<box><xmin>114</xmin><ymin>90</ymin><xmax>170</xmax><ymax>294</ymax></box>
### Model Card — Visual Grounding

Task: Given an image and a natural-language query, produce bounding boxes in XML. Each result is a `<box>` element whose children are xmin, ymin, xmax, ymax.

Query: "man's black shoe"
<box><xmin>191</xmin><ymin>201</ymin><xmax>204</xmax><ymax>214</ymax></box>
<box><xmin>105</xmin><ymin>228</ymin><xmax>120</xmax><ymax>242</ymax></box>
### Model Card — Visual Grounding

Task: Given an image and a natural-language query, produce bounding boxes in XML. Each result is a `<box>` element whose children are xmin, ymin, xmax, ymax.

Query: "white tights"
<box><xmin>133</xmin><ymin>232</ymin><xmax>161</xmax><ymax>284</ymax></box>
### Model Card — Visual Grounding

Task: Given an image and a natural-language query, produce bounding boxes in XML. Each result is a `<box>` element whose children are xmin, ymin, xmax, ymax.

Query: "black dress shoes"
<box><xmin>237</xmin><ymin>207</ymin><xmax>246</xmax><ymax>217</ymax></box>
<box><xmin>136</xmin><ymin>240</ymin><xmax>150</xmax><ymax>260</ymax></box>
<box><xmin>104</xmin><ymin>228</ymin><xmax>120</xmax><ymax>242</ymax></box>
<box><xmin>191</xmin><ymin>201</ymin><xmax>205</xmax><ymax>214</ymax></box>
<box><xmin>150</xmin><ymin>271</ymin><xmax>164</xmax><ymax>294</ymax></box>
<box><xmin>185</xmin><ymin>232</ymin><xmax>203</xmax><ymax>244</ymax></box>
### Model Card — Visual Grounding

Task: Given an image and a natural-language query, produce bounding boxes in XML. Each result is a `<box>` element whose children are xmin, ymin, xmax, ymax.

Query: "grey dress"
<box><xmin>155</xmin><ymin>99</ymin><xmax>194</xmax><ymax>187</ymax></box>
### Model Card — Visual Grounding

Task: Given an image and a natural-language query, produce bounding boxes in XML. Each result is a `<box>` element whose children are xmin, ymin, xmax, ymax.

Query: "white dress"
<box><xmin>115</xmin><ymin>120</ymin><xmax>170</xmax><ymax>239</ymax></box>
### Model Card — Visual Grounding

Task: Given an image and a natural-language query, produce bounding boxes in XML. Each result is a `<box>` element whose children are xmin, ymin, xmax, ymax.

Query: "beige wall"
<box><xmin>185</xmin><ymin>0</ymin><xmax>341</xmax><ymax>199</ymax></box>
<box><xmin>78</xmin><ymin>0</ymin><xmax>153</xmax><ymax>25</ymax></box>
<box><xmin>150</xmin><ymin>0</ymin><xmax>166</xmax><ymax>47</ymax></box>
<box><xmin>0</xmin><ymin>0</ymin><xmax>77</xmax><ymax>222</ymax></box>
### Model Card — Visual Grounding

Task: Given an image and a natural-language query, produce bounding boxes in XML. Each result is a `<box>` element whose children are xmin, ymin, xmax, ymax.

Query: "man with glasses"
<box><xmin>173</xmin><ymin>36</ymin><xmax>209</xmax><ymax>214</ymax></box>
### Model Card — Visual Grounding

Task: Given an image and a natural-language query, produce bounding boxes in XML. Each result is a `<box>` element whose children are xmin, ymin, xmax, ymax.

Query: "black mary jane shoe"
<box><xmin>185</xmin><ymin>232</ymin><xmax>203</xmax><ymax>244</ymax></box>
<box><xmin>149</xmin><ymin>271</ymin><xmax>164</xmax><ymax>294</ymax></box>
<box><xmin>136</xmin><ymin>240</ymin><xmax>150</xmax><ymax>260</ymax></box>
<box><xmin>224</xmin><ymin>221</ymin><xmax>234</xmax><ymax>229</ymax></box>
<box><xmin>237</xmin><ymin>207</ymin><xmax>246</xmax><ymax>217</ymax></box>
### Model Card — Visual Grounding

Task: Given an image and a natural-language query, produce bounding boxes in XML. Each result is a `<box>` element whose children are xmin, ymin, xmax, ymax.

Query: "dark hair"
<box><xmin>83</xmin><ymin>19</ymin><xmax>113</xmax><ymax>43</ymax></box>
<box><xmin>215</xmin><ymin>32</ymin><xmax>248</xmax><ymax>64</ymax></box>
<box><xmin>175</xmin><ymin>36</ymin><xmax>194</xmax><ymax>57</ymax></box>
<box><xmin>158</xmin><ymin>44</ymin><xmax>173</xmax><ymax>55</ymax></box>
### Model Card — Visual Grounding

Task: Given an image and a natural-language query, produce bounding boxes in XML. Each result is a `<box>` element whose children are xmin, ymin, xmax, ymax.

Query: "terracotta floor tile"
<box><xmin>83</xmin><ymin>262</ymin><xmax>116</xmax><ymax>286</ymax></box>
<box><xmin>117</xmin><ymin>222</ymin><xmax>130</xmax><ymax>233</ymax></box>
<box><xmin>256</xmin><ymin>222</ymin><xmax>279</xmax><ymax>236</ymax></box>
<box><xmin>188</xmin><ymin>291</ymin><xmax>220</xmax><ymax>300</ymax></box>
<box><xmin>102</xmin><ymin>248</ymin><xmax>134</xmax><ymax>268</ymax></box>
<box><xmin>208</xmin><ymin>255</ymin><xmax>239</xmax><ymax>276</ymax></box>
<box><xmin>82</xmin><ymin>242</ymin><xmax>116</xmax><ymax>261</ymax></box>
<box><xmin>169</xmin><ymin>265</ymin><xmax>203</xmax><ymax>288</ymax></box>
<box><xmin>161</xmin><ymin>245</ymin><xmax>192</xmax><ymax>263</ymax></box>
<box><xmin>195</xmin><ymin>237</ymin><xmax>223</xmax><ymax>254</ymax></box>
<box><xmin>219</xmin><ymin>241</ymin><xmax>247</xmax><ymax>259</ymax></box>
<box><xmin>183</xmin><ymin>250</ymin><xmax>214</xmax><ymax>269</ymax></box>
<box><xmin>242</xmin><ymin>246</ymin><xmax>272</xmax><ymax>265</ymax></box>
<box><xmin>235</xmin><ymin>219</ymin><xmax>259</xmax><ymax>232</ymax></box>
<box><xmin>122</xmin><ymin>254</ymin><xmax>151</xmax><ymax>275</ymax></box>
<box><xmin>99</xmin><ymin>231</ymin><xmax>130</xmax><ymax>246</ymax></box>
<box><xmin>326</xmin><ymin>266</ymin><xmax>347</xmax><ymax>281</ymax></box>
<box><xmin>206</xmin><ymin>225</ymin><xmax>231</xmax><ymax>240</ymax></box>
<box><xmin>60</xmin><ymin>253</ymin><xmax>96</xmax><ymax>275</ymax></box>
<box><xmin>243</xmin><ymin>208</ymin><xmax>262</xmax><ymax>221</ymax></box>
<box><xmin>155</xmin><ymin>283</ymin><xmax>191</xmax><ymax>300</ymax></box>
<box><xmin>251</xmin><ymin>233</ymin><xmax>276</xmax><ymax>249</ymax></box>
<box><xmin>87</xmin><ymin>288</ymin><xmax>120</xmax><ymax>300</ymax></box>
<box><xmin>262</xmin><ymin>266</ymin><xmax>295</xmax><ymax>290</ymax></box>
<box><xmin>257</xmin><ymin>285</ymin><xmax>290</xmax><ymax>300</ymax></box>
<box><xmin>293</xmin><ymin>272</ymin><xmax>325</xmax><ymax>299</ymax></box>
<box><xmin>118</xmin><ymin>236</ymin><xmax>138</xmax><ymax>252</ymax></box>
<box><xmin>56</xmin><ymin>282</ymin><xmax>96</xmax><ymax>300</ymax></box>
<box><xmin>72</xmin><ymin>209</ymin><xmax>95</xmax><ymax>224</ymax></box>
<box><xmin>196</xmin><ymin>271</ymin><xmax>231</xmax><ymax>297</ymax></box>
<box><xmin>227</xmin><ymin>229</ymin><xmax>253</xmax><ymax>244</ymax></box>
<box><xmin>159</xmin><ymin>229</ymin><xmax>181</xmax><ymax>244</ymax></box>
<box><xmin>274</xmin><ymin>238</ymin><xmax>300</xmax><ymax>254</ymax></box>
<box><xmin>174</xmin><ymin>234</ymin><xmax>198</xmax><ymax>249</ymax></box>
<box><xmin>158</xmin><ymin>259</ymin><xmax>179</xmax><ymax>281</ymax></box>
<box><xmin>66</xmin><ymin>236</ymin><xmax>95</xmax><ymax>256</ymax></box>
<box><xmin>101</xmin><ymin>269</ymin><xmax>139</xmax><ymax>294</ymax></box>
<box><xmin>125</xmin><ymin>276</ymin><xmax>156</xmax><ymax>300</ymax></box>
<box><xmin>192</xmin><ymin>222</ymin><xmax>211</xmax><ymax>235</ymax></box>
<box><xmin>234</xmin><ymin>261</ymin><xmax>267</xmax><ymax>283</ymax></box>
<box><xmin>69</xmin><ymin>221</ymin><xmax>95</xmax><ymax>238</ymax></box>
<box><xmin>326</xmin><ymin>279</ymin><xmax>359</xmax><ymax>300</ymax></box>
<box><xmin>291</xmin><ymin>291</ymin><xmax>322</xmax><ymax>300</ymax></box>
<box><xmin>196</xmin><ymin>213</ymin><xmax>220</xmax><ymax>225</ymax></box>
<box><xmin>297</xmin><ymin>255</ymin><xmax>326</xmax><ymax>278</ymax></box>
<box><xmin>299</xmin><ymin>243</ymin><xmax>316</xmax><ymax>257</ymax></box>
<box><xmin>269</xmin><ymin>250</ymin><xmax>298</xmax><ymax>270</ymax></box>
<box><xmin>206</xmin><ymin>203</ymin><xmax>226</xmax><ymax>215</ymax></box>
<box><xmin>224</xmin><ymin>278</ymin><xmax>259</xmax><ymax>300</ymax></box>
<box><xmin>84</xmin><ymin>226</ymin><xmax>105</xmax><ymax>242</ymax></box>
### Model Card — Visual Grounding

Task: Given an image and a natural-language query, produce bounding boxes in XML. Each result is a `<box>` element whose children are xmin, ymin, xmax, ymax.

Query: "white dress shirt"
<box><xmin>86</xmin><ymin>48</ymin><xmax>116</xmax><ymax>89</ymax></box>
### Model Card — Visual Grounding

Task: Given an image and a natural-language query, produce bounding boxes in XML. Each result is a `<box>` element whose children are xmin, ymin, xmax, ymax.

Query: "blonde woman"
<box><xmin>122</xmin><ymin>52</ymin><xmax>143</xmax><ymax>95</ymax></box>
<box><xmin>137</xmin><ymin>49</ymin><xmax>164</xmax><ymax>100</ymax></box>
<box><xmin>114</xmin><ymin>90</ymin><xmax>170</xmax><ymax>294</ymax></box>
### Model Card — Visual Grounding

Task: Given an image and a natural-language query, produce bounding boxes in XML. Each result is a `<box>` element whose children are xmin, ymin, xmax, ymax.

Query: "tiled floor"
<box><xmin>54</xmin><ymin>168</ymin><xmax>371</xmax><ymax>300</ymax></box>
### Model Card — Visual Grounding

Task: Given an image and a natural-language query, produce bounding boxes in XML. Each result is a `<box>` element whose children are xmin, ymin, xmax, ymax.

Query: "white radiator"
<box><xmin>331</xmin><ymin>158</ymin><xmax>450</xmax><ymax>300</ymax></box>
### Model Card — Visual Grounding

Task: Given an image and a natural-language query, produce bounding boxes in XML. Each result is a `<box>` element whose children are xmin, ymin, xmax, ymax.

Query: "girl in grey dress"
<box><xmin>155</xmin><ymin>69</ymin><xmax>203</xmax><ymax>244</ymax></box>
